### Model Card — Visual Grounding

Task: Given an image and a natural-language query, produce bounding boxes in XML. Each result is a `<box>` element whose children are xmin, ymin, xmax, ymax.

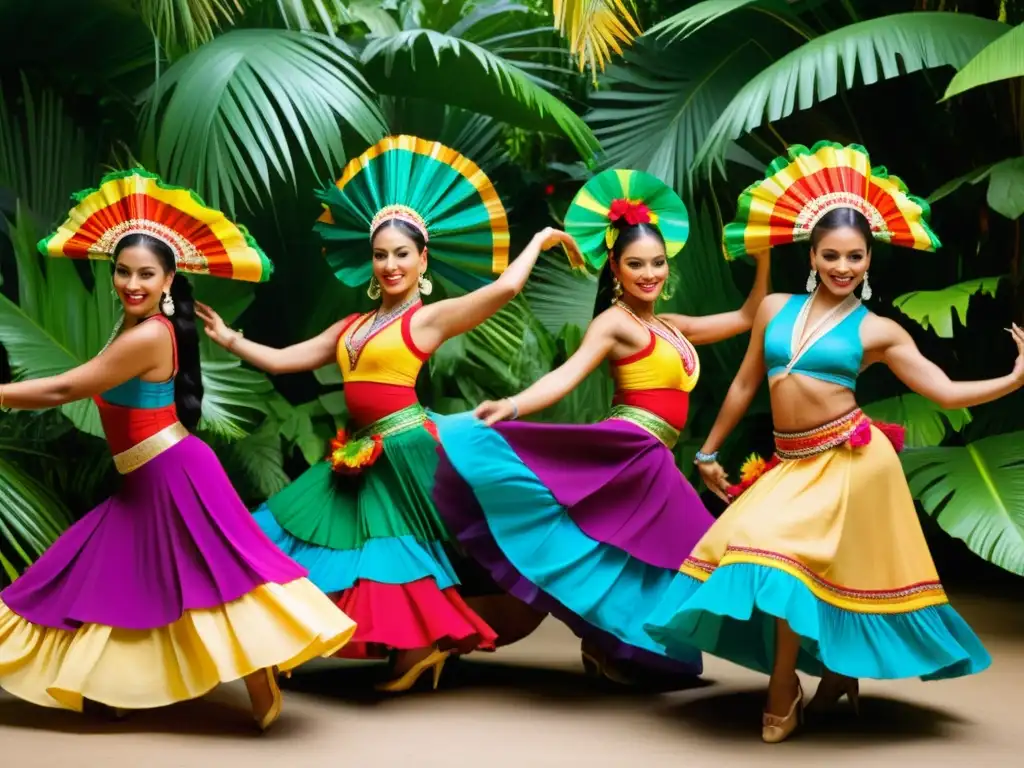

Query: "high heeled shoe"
<box><xmin>375</xmin><ymin>649</ymin><xmax>450</xmax><ymax>693</ymax></box>
<box><xmin>807</xmin><ymin>671</ymin><xmax>860</xmax><ymax>715</ymax></box>
<box><xmin>581</xmin><ymin>646</ymin><xmax>634</xmax><ymax>686</ymax></box>
<box><xmin>253</xmin><ymin>667</ymin><xmax>283</xmax><ymax>733</ymax></box>
<box><xmin>762</xmin><ymin>679</ymin><xmax>804</xmax><ymax>744</ymax></box>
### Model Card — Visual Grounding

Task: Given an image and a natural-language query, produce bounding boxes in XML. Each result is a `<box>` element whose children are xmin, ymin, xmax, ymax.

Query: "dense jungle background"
<box><xmin>1</xmin><ymin>0</ymin><xmax>1023</xmax><ymax>594</ymax></box>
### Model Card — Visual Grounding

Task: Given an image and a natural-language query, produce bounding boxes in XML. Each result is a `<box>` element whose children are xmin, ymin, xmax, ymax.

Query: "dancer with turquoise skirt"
<box><xmin>644</xmin><ymin>142</ymin><xmax>1016</xmax><ymax>743</ymax></box>
<box><xmin>431</xmin><ymin>169</ymin><xmax>770</xmax><ymax>683</ymax></box>
<box><xmin>0</xmin><ymin>170</ymin><xmax>356</xmax><ymax>730</ymax></box>
<box><xmin>198</xmin><ymin>135</ymin><xmax>582</xmax><ymax>691</ymax></box>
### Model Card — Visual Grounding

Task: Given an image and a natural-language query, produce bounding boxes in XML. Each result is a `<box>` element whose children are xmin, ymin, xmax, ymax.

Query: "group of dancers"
<box><xmin>0</xmin><ymin>136</ymin><xmax>1020</xmax><ymax>743</ymax></box>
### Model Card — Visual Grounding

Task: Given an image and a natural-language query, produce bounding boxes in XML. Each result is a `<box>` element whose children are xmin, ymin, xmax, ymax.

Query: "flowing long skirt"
<box><xmin>644</xmin><ymin>422</ymin><xmax>991</xmax><ymax>681</ymax></box>
<box><xmin>432</xmin><ymin>411</ymin><xmax>716</xmax><ymax>675</ymax></box>
<box><xmin>0</xmin><ymin>436</ymin><xmax>356</xmax><ymax>711</ymax></box>
<box><xmin>253</xmin><ymin>419</ymin><xmax>495</xmax><ymax>658</ymax></box>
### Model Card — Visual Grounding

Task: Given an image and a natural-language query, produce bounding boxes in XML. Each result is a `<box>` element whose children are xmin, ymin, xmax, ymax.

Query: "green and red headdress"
<box><xmin>39</xmin><ymin>168</ymin><xmax>272</xmax><ymax>282</ymax></box>
<box><xmin>315</xmin><ymin>135</ymin><xmax>510</xmax><ymax>291</ymax></box>
<box><xmin>723</xmin><ymin>141</ymin><xmax>941</xmax><ymax>260</ymax></box>
<box><xmin>564</xmin><ymin>168</ymin><xmax>690</xmax><ymax>273</ymax></box>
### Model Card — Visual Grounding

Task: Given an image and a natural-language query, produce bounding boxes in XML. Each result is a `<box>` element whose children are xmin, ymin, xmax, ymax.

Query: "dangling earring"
<box><xmin>611</xmin><ymin>277</ymin><xmax>623</xmax><ymax>305</ymax></box>
<box><xmin>367</xmin><ymin>275</ymin><xmax>381</xmax><ymax>300</ymax></box>
<box><xmin>418</xmin><ymin>272</ymin><xmax>433</xmax><ymax>296</ymax></box>
<box><xmin>860</xmin><ymin>272</ymin><xmax>872</xmax><ymax>301</ymax></box>
<box><xmin>660</xmin><ymin>286</ymin><xmax>673</xmax><ymax>301</ymax></box>
<box><xmin>805</xmin><ymin>269</ymin><xmax>818</xmax><ymax>293</ymax></box>
<box><xmin>160</xmin><ymin>292</ymin><xmax>175</xmax><ymax>317</ymax></box>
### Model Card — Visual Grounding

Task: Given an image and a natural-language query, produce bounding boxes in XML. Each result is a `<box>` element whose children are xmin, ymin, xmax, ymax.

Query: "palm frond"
<box><xmin>361</xmin><ymin>28</ymin><xmax>600</xmax><ymax>160</ymax></box>
<box><xmin>942</xmin><ymin>21</ymin><xmax>1023</xmax><ymax>100</ymax></box>
<box><xmin>524</xmin><ymin>252</ymin><xmax>597</xmax><ymax>335</ymax></box>
<box><xmin>144</xmin><ymin>29</ymin><xmax>387</xmax><ymax>214</ymax></box>
<box><xmin>137</xmin><ymin>0</ymin><xmax>243</xmax><ymax>50</ymax></box>
<box><xmin>0</xmin><ymin>454</ymin><xmax>72</xmax><ymax>581</ymax></box>
<box><xmin>695</xmin><ymin>12</ymin><xmax>1007</xmax><ymax>174</ymax></box>
<box><xmin>552</xmin><ymin>0</ymin><xmax>641</xmax><ymax>79</ymax></box>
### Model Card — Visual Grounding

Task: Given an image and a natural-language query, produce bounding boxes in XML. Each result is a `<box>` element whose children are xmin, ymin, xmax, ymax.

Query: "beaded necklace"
<box><xmin>345</xmin><ymin>294</ymin><xmax>420</xmax><ymax>370</ymax></box>
<box><xmin>614</xmin><ymin>300</ymin><xmax>697</xmax><ymax>375</ymax></box>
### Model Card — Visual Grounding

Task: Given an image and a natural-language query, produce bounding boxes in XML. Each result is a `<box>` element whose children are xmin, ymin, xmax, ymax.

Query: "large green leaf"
<box><xmin>985</xmin><ymin>157</ymin><xmax>1024</xmax><ymax>220</ymax></box>
<box><xmin>862</xmin><ymin>394</ymin><xmax>971</xmax><ymax>449</ymax></box>
<box><xmin>892</xmin><ymin>276</ymin><xmax>1004</xmax><ymax>338</ymax></box>
<box><xmin>0</xmin><ymin>454</ymin><xmax>72</xmax><ymax>581</ymax></box>
<box><xmin>360</xmin><ymin>29</ymin><xmax>600</xmax><ymax>161</ymax></box>
<box><xmin>695</xmin><ymin>12</ymin><xmax>1008</xmax><ymax>173</ymax></box>
<box><xmin>942</xmin><ymin>21</ymin><xmax>1023</xmax><ymax>100</ymax></box>
<box><xmin>587</xmin><ymin>34</ymin><xmax>774</xmax><ymax>190</ymax></box>
<box><xmin>648</xmin><ymin>0</ymin><xmax>812</xmax><ymax>42</ymax></box>
<box><xmin>524</xmin><ymin>252</ymin><xmax>597</xmax><ymax>335</ymax></box>
<box><xmin>902</xmin><ymin>432</ymin><xmax>1024</xmax><ymax>575</ymax></box>
<box><xmin>144</xmin><ymin>29</ymin><xmax>387</xmax><ymax>214</ymax></box>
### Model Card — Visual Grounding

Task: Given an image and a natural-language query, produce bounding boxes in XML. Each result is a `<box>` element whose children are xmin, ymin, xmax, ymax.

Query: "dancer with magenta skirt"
<box><xmin>0</xmin><ymin>170</ymin><xmax>356</xmax><ymax>730</ymax></box>
<box><xmin>431</xmin><ymin>168</ymin><xmax>770</xmax><ymax>683</ymax></box>
<box><xmin>197</xmin><ymin>135</ymin><xmax>582</xmax><ymax>692</ymax></box>
<box><xmin>644</xmin><ymin>142</ymin><xmax>1015</xmax><ymax>743</ymax></box>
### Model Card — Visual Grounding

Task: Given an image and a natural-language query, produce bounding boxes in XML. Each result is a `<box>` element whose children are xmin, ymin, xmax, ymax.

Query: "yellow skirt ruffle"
<box><xmin>0</xmin><ymin>578</ymin><xmax>356</xmax><ymax>711</ymax></box>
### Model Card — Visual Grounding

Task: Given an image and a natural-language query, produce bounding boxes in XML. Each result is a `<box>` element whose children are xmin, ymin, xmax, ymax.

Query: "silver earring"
<box><xmin>805</xmin><ymin>269</ymin><xmax>818</xmax><ymax>293</ymax></box>
<box><xmin>860</xmin><ymin>272</ymin><xmax>872</xmax><ymax>301</ymax></box>
<box><xmin>367</xmin><ymin>276</ymin><xmax>381</xmax><ymax>300</ymax></box>
<box><xmin>160</xmin><ymin>292</ymin><xmax>175</xmax><ymax>317</ymax></box>
<box><xmin>418</xmin><ymin>272</ymin><xmax>433</xmax><ymax>296</ymax></box>
<box><xmin>611</xmin><ymin>277</ymin><xmax>623</xmax><ymax>305</ymax></box>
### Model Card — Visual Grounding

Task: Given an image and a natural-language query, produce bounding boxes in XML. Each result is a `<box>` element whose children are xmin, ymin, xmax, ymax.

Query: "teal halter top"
<box><xmin>764</xmin><ymin>294</ymin><xmax>867</xmax><ymax>391</ymax></box>
<box><xmin>100</xmin><ymin>315</ymin><xmax>177</xmax><ymax>408</ymax></box>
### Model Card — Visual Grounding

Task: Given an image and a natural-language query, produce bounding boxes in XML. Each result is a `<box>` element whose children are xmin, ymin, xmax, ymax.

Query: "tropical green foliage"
<box><xmin>4</xmin><ymin>0</ymin><xmax>1024</xmax><ymax>583</ymax></box>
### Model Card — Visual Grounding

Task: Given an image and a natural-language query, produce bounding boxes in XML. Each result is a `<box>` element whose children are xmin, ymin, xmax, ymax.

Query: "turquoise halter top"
<box><xmin>764</xmin><ymin>294</ymin><xmax>867</xmax><ymax>391</ymax></box>
<box><xmin>100</xmin><ymin>316</ymin><xmax>177</xmax><ymax>408</ymax></box>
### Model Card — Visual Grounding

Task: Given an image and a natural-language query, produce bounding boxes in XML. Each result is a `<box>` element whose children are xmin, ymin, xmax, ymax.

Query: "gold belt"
<box><xmin>607</xmin><ymin>404</ymin><xmax>680</xmax><ymax>449</ymax></box>
<box><xmin>113</xmin><ymin>422</ymin><xmax>189</xmax><ymax>474</ymax></box>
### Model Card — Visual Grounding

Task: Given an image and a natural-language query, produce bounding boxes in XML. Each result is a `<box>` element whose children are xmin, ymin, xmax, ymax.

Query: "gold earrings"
<box><xmin>418</xmin><ymin>272</ymin><xmax>433</xmax><ymax>296</ymax></box>
<box><xmin>611</xmin><ymin>277</ymin><xmax>623</xmax><ymax>304</ymax></box>
<box><xmin>367</xmin><ymin>275</ymin><xmax>381</xmax><ymax>300</ymax></box>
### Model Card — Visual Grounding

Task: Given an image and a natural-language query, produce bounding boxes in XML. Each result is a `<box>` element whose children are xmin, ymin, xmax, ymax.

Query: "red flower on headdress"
<box><xmin>608</xmin><ymin>198</ymin><xmax>652</xmax><ymax>226</ymax></box>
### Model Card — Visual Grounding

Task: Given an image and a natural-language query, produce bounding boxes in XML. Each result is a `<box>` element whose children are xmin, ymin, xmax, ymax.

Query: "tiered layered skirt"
<box><xmin>431</xmin><ymin>412</ymin><xmax>714</xmax><ymax>674</ymax></box>
<box><xmin>0</xmin><ymin>436</ymin><xmax>356</xmax><ymax>711</ymax></box>
<box><xmin>253</xmin><ymin>417</ymin><xmax>495</xmax><ymax>658</ymax></box>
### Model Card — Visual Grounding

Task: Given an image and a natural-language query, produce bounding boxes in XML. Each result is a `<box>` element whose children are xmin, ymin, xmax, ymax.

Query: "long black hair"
<box><xmin>113</xmin><ymin>233</ymin><xmax>203</xmax><ymax>430</ymax></box>
<box><xmin>810</xmin><ymin>207</ymin><xmax>874</xmax><ymax>250</ymax></box>
<box><xmin>593</xmin><ymin>222</ymin><xmax>666</xmax><ymax>317</ymax></box>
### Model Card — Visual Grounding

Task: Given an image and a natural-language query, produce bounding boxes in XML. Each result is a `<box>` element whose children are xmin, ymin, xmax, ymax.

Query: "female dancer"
<box><xmin>197</xmin><ymin>135</ymin><xmax>581</xmax><ymax>691</ymax></box>
<box><xmin>0</xmin><ymin>170</ymin><xmax>356</xmax><ymax>729</ymax></box>
<box><xmin>645</xmin><ymin>142</ymin><xmax>1014</xmax><ymax>743</ymax></box>
<box><xmin>431</xmin><ymin>168</ymin><xmax>770</xmax><ymax>682</ymax></box>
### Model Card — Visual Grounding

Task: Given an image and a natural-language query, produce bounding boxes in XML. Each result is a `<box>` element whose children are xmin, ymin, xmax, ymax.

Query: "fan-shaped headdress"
<box><xmin>315</xmin><ymin>135</ymin><xmax>510</xmax><ymax>290</ymax></box>
<box><xmin>722</xmin><ymin>141</ymin><xmax>940</xmax><ymax>260</ymax></box>
<box><xmin>39</xmin><ymin>168</ymin><xmax>273</xmax><ymax>282</ymax></box>
<box><xmin>564</xmin><ymin>169</ymin><xmax>690</xmax><ymax>273</ymax></box>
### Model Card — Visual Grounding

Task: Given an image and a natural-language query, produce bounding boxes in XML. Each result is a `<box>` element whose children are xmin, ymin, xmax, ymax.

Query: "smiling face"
<box><xmin>113</xmin><ymin>245</ymin><xmax>174</xmax><ymax>319</ymax></box>
<box><xmin>371</xmin><ymin>222</ymin><xmax>427</xmax><ymax>298</ymax></box>
<box><xmin>810</xmin><ymin>226</ymin><xmax>871</xmax><ymax>298</ymax></box>
<box><xmin>612</xmin><ymin>232</ymin><xmax>669</xmax><ymax>303</ymax></box>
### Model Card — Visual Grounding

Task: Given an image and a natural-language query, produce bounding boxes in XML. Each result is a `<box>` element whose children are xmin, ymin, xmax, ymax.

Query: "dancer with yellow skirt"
<box><xmin>0</xmin><ymin>170</ymin><xmax>356</xmax><ymax>730</ymax></box>
<box><xmin>197</xmin><ymin>136</ymin><xmax>581</xmax><ymax>691</ymax></box>
<box><xmin>644</xmin><ymin>142</ymin><xmax>1022</xmax><ymax>743</ymax></box>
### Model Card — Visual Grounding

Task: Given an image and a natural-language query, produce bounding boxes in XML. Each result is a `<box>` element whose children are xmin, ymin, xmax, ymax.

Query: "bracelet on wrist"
<box><xmin>507</xmin><ymin>397</ymin><xmax>520</xmax><ymax>420</ymax></box>
<box><xmin>227</xmin><ymin>330</ymin><xmax>243</xmax><ymax>351</ymax></box>
<box><xmin>694</xmin><ymin>449</ymin><xmax>719</xmax><ymax>465</ymax></box>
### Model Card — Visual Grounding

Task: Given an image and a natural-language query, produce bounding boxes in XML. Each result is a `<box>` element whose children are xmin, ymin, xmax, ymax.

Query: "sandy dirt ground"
<box><xmin>2</xmin><ymin>592</ymin><xmax>1021</xmax><ymax>768</ymax></box>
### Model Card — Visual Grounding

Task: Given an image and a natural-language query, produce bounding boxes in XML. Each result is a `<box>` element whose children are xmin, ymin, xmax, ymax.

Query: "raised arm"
<box><xmin>0</xmin><ymin>321</ymin><xmax>168</xmax><ymax>410</ymax></box>
<box><xmin>661</xmin><ymin>251</ymin><xmax>771</xmax><ymax>346</ymax></box>
<box><xmin>412</xmin><ymin>228</ymin><xmax>583</xmax><ymax>352</ymax></box>
<box><xmin>197</xmin><ymin>302</ymin><xmax>350</xmax><ymax>375</ymax></box>
<box><xmin>871</xmin><ymin>318</ymin><xmax>1024</xmax><ymax>409</ymax></box>
<box><xmin>695</xmin><ymin>295</ymin><xmax>777</xmax><ymax>500</ymax></box>
<box><xmin>474</xmin><ymin>312</ymin><xmax>618</xmax><ymax>426</ymax></box>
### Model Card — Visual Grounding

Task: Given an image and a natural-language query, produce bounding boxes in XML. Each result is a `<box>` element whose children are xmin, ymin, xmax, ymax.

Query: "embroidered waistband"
<box><xmin>607</xmin><ymin>404</ymin><xmax>680</xmax><ymax>449</ymax></box>
<box><xmin>773</xmin><ymin>408</ymin><xmax>867</xmax><ymax>461</ymax></box>
<box><xmin>113</xmin><ymin>422</ymin><xmax>189</xmax><ymax>474</ymax></box>
<box><xmin>352</xmin><ymin>403</ymin><xmax>428</xmax><ymax>441</ymax></box>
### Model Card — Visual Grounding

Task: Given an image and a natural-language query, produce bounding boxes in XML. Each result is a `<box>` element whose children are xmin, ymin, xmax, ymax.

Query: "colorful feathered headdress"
<box><xmin>563</xmin><ymin>168</ymin><xmax>690</xmax><ymax>273</ymax></box>
<box><xmin>315</xmin><ymin>135</ymin><xmax>510</xmax><ymax>290</ymax></box>
<box><xmin>38</xmin><ymin>168</ymin><xmax>273</xmax><ymax>282</ymax></box>
<box><xmin>722</xmin><ymin>141</ymin><xmax>940</xmax><ymax>260</ymax></box>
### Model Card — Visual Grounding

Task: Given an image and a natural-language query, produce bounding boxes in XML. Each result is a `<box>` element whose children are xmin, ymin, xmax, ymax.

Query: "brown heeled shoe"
<box><xmin>762</xmin><ymin>679</ymin><xmax>804</xmax><ymax>744</ymax></box>
<box><xmin>808</xmin><ymin>670</ymin><xmax>860</xmax><ymax>715</ymax></box>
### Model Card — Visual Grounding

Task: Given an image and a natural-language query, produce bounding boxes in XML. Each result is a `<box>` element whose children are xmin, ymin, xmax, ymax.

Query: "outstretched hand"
<box><xmin>195</xmin><ymin>301</ymin><xmax>237</xmax><ymax>349</ymax></box>
<box><xmin>1009</xmin><ymin>323</ymin><xmax>1024</xmax><ymax>384</ymax></box>
<box><xmin>698</xmin><ymin>461</ymin><xmax>732</xmax><ymax>504</ymax></box>
<box><xmin>474</xmin><ymin>399</ymin><xmax>516</xmax><ymax>427</ymax></box>
<box><xmin>534</xmin><ymin>227</ymin><xmax>584</xmax><ymax>269</ymax></box>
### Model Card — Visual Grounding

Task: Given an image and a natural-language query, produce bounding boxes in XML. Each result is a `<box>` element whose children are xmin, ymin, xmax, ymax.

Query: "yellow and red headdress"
<box><xmin>722</xmin><ymin>141</ymin><xmax>940</xmax><ymax>260</ymax></box>
<box><xmin>39</xmin><ymin>168</ymin><xmax>273</xmax><ymax>282</ymax></box>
